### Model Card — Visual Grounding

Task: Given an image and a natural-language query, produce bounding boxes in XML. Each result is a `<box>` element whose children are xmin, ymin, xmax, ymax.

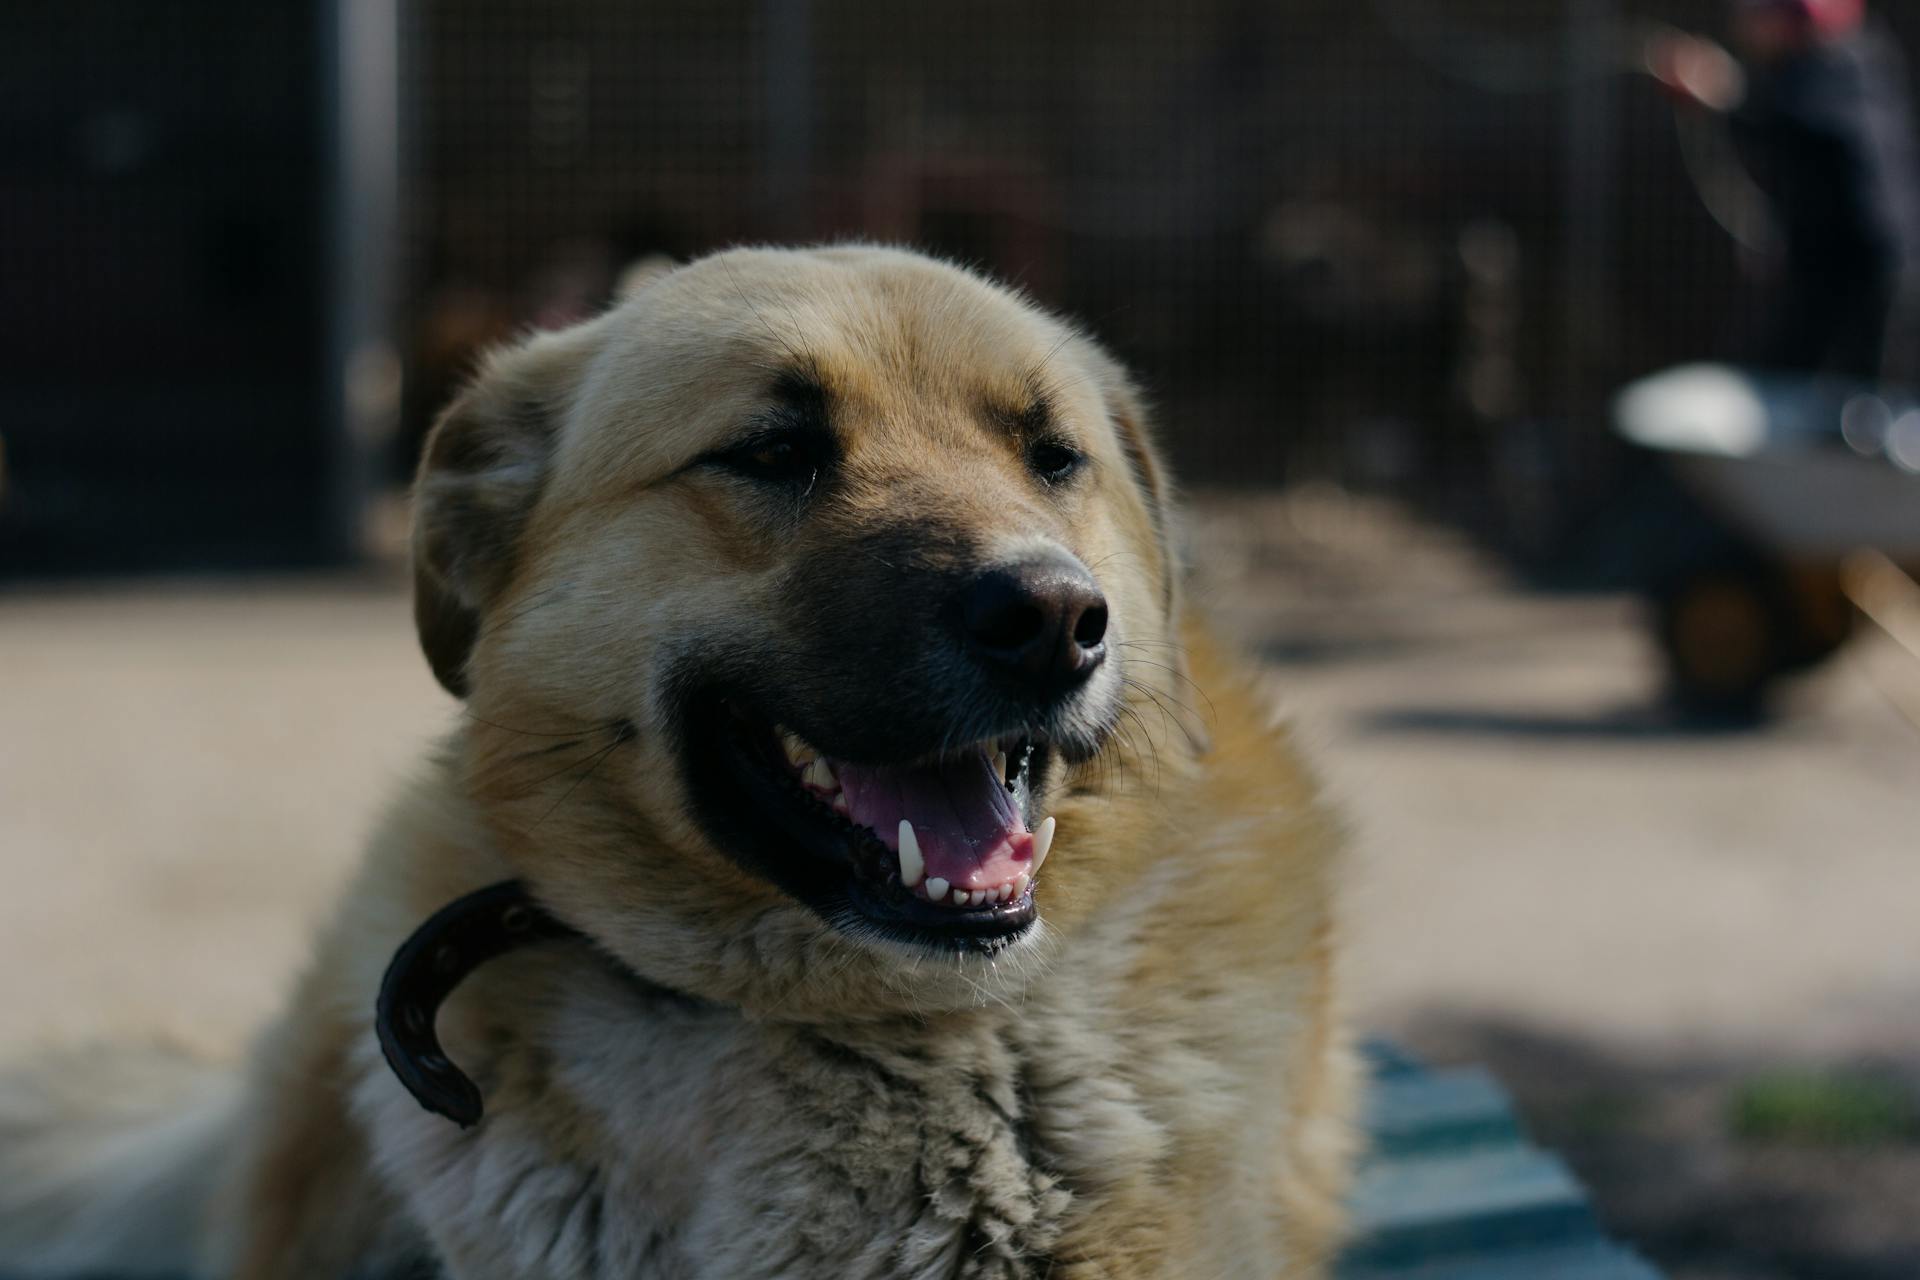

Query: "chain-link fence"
<box><xmin>7</xmin><ymin>2</ymin><xmax>1916</xmax><ymax>571</ymax></box>
<box><xmin>399</xmin><ymin>1</ymin><xmax>1919</xmax><ymax>560</ymax></box>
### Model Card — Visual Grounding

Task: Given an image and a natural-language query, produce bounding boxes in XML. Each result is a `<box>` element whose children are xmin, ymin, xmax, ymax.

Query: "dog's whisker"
<box><xmin>1026</xmin><ymin>330</ymin><xmax>1079</xmax><ymax>391</ymax></box>
<box><xmin>462</xmin><ymin>710</ymin><xmax>624</xmax><ymax>740</ymax></box>
<box><xmin>499</xmin><ymin>723</ymin><xmax>636</xmax><ymax>803</ymax></box>
<box><xmin>1121</xmin><ymin>676</ymin><xmax>1212</xmax><ymax>759</ymax></box>
<box><xmin>1118</xmin><ymin>659</ymin><xmax>1217</xmax><ymax>725</ymax></box>
<box><xmin>477</xmin><ymin>582</ymin><xmax>577</xmax><ymax>642</ymax></box>
<box><xmin>1111</xmin><ymin>637</ymin><xmax>1190</xmax><ymax>655</ymax></box>
<box><xmin>506</xmin><ymin>739</ymin><xmax>587</xmax><ymax>761</ymax></box>
<box><xmin>718</xmin><ymin>256</ymin><xmax>810</xmax><ymax>371</ymax></box>
<box><xmin>1083</xmin><ymin>549</ymin><xmax>1152</xmax><ymax>573</ymax></box>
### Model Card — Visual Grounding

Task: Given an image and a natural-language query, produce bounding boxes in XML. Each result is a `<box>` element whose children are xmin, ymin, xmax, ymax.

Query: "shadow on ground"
<box><xmin>1392</xmin><ymin>1014</ymin><xmax>1920</xmax><ymax>1280</ymax></box>
<box><xmin>1356</xmin><ymin>704</ymin><xmax>1767</xmax><ymax>742</ymax></box>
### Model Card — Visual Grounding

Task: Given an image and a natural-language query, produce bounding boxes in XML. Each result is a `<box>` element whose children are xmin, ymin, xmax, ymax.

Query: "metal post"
<box><xmin>763</xmin><ymin>0</ymin><xmax>814</xmax><ymax>240</ymax></box>
<box><xmin>1563</xmin><ymin>0</ymin><xmax>1617</xmax><ymax>456</ymax></box>
<box><xmin>323</xmin><ymin>0</ymin><xmax>401</xmax><ymax>562</ymax></box>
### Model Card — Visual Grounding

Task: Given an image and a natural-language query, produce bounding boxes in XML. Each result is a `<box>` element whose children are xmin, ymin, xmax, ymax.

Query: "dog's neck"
<box><xmin>373</xmin><ymin>880</ymin><xmax>723</xmax><ymax>1128</ymax></box>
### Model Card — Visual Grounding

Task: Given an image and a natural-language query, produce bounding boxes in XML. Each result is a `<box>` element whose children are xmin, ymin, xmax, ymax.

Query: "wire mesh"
<box><xmin>156</xmin><ymin>2</ymin><xmax>1920</xmax><ymax>557</ymax></box>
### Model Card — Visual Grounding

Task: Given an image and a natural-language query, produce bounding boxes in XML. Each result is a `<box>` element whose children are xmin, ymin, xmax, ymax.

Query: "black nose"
<box><xmin>959</xmin><ymin>554</ymin><xmax>1108</xmax><ymax>692</ymax></box>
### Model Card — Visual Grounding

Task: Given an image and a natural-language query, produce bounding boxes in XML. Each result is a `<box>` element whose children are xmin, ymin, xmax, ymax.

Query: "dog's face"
<box><xmin>413</xmin><ymin>247</ymin><xmax>1190</xmax><ymax>1014</ymax></box>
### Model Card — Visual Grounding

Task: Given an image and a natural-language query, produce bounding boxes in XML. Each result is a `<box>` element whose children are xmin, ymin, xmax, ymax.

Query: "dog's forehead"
<box><xmin>573</xmin><ymin>251</ymin><xmax>1093</xmax><ymax>461</ymax></box>
<box><xmin>744</xmin><ymin>255</ymin><xmax>1064</xmax><ymax>397</ymax></box>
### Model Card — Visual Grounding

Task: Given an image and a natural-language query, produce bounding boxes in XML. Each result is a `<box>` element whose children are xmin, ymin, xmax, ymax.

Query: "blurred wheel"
<box><xmin>1654</xmin><ymin>563</ymin><xmax>1787</xmax><ymax>719</ymax></box>
<box><xmin>1778</xmin><ymin>565</ymin><xmax>1856</xmax><ymax>674</ymax></box>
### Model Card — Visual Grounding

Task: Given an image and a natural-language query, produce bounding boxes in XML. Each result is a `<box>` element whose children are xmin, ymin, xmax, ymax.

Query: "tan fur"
<box><xmin>0</xmin><ymin>246</ymin><xmax>1357</xmax><ymax>1279</ymax></box>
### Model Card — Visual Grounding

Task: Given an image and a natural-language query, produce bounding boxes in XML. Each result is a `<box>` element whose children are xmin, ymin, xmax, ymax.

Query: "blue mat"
<box><xmin>2</xmin><ymin>1040</ymin><xmax>1659</xmax><ymax>1279</ymax></box>
<box><xmin>1340</xmin><ymin>1041</ymin><xmax>1661</xmax><ymax>1279</ymax></box>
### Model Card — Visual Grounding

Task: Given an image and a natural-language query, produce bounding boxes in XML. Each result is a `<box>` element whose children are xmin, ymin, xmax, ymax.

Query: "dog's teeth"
<box><xmin>1031</xmin><ymin>817</ymin><xmax>1056</xmax><ymax>875</ymax></box>
<box><xmin>953</xmin><ymin>888</ymin><xmax>970</xmax><ymax>907</ymax></box>
<box><xmin>897</xmin><ymin>821</ymin><xmax>925</xmax><ymax>889</ymax></box>
<box><xmin>967</xmin><ymin>889</ymin><xmax>986</xmax><ymax>907</ymax></box>
<box><xmin>781</xmin><ymin>731</ymin><xmax>814</xmax><ymax>768</ymax></box>
<box><xmin>1014</xmin><ymin>873</ymin><xmax>1030</xmax><ymax>899</ymax></box>
<box><xmin>925</xmin><ymin>877</ymin><xmax>950</xmax><ymax>902</ymax></box>
<box><xmin>993</xmin><ymin>885</ymin><xmax>1009</xmax><ymax>903</ymax></box>
<box><xmin>993</xmin><ymin>750</ymin><xmax>1008</xmax><ymax>782</ymax></box>
<box><xmin>832</xmin><ymin>792</ymin><xmax>850</xmax><ymax>816</ymax></box>
<box><xmin>803</xmin><ymin>758</ymin><xmax>836</xmax><ymax>791</ymax></box>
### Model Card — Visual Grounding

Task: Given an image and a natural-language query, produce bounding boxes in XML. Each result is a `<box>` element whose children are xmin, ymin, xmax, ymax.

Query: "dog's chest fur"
<box><xmin>352</xmin><ymin>949</ymin><xmax>1180</xmax><ymax>1280</ymax></box>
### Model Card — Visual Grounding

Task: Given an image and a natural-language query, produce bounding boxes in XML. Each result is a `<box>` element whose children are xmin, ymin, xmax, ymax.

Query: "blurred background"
<box><xmin>4</xmin><ymin>2</ymin><xmax>1919</xmax><ymax>1276</ymax></box>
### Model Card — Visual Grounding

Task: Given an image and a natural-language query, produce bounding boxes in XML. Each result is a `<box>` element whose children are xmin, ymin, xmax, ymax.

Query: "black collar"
<box><xmin>375</xmin><ymin>881</ymin><xmax>581</xmax><ymax>1128</ymax></box>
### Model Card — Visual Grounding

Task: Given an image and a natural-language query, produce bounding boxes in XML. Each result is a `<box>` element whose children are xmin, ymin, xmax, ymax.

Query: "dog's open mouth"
<box><xmin>685</xmin><ymin>699</ymin><xmax>1055</xmax><ymax>950</ymax></box>
<box><xmin>774</xmin><ymin>726</ymin><xmax>1051</xmax><ymax>908</ymax></box>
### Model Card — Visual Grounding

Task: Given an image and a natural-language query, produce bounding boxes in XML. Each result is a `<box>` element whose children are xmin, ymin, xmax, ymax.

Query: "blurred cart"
<box><xmin>1613</xmin><ymin>363</ymin><xmax>1920</xmax><ymax>714</ymax></box>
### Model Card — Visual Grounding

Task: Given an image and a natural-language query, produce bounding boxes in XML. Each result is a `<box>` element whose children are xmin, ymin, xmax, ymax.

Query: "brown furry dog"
<box><xmin>0</xmin><ymin>246</ymin><xmax>1356</xmax><ymax>1279</ymax></box>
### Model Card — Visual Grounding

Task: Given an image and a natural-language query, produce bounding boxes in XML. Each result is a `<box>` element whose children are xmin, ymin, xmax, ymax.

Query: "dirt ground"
<box><xmin>3</xmin><ymin>489</ymin><xmax>1917</xmax><ymax>1277</ymax></box>
<box><xmin>1192</xmin><ymin>490</ymin><xmax>1920</xmax><ymax>1280</ymax></box>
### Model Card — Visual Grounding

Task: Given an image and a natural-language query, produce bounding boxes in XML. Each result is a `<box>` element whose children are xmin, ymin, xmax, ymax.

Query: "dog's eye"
<box><xmin>743</xmin><ymin>441</ymin><xmax>799</xmax><ymax>473</ymax></box>
<box><xmin>715</xmin><ymin>430</ymin><xmax>828</xmax><ymax>488</ymax></box>
<box><xmin>1027</xmin><ymin>439</ymin><xmax>1084</xmax><ymax>486</ymax></box>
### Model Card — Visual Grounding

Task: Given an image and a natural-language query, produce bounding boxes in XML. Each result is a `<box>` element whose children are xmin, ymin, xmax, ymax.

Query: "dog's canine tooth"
<box><xmin>1031</xmin><ymin>816</ymin><xmax>1056</xmax><ymax>875</ymax></box>
<box><xmin>992</xmin><ymin>750</ymin><xmax>1008</xmax><ymax>783</ymax></box>
<box><xmin>897</xmin><ymin>821</ymin><xmax>925</xmax><ymax>889</ymax></box>
<box><xmin>803</xmin><ymin>758</ymin><xmax>836</xmax><ymax>791</ymax></box>
<box><xmin>924</xmin><ymin>876</ymin><xmax>949</xmax><ymax>903</ymax></box>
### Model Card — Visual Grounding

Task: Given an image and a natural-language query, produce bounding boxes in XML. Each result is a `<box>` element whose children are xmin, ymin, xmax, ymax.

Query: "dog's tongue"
<box><xmin>834</xmin><ymin>750</ymin><xmax>1034</xmax><ymax>892</ymax></box>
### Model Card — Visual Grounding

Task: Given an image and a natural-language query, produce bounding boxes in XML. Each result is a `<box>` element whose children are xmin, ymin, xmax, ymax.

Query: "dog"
<box><xmin>0</xmin><ymin>246</ymin><xmax>1357</xmax><ymax>1279</ymax></box>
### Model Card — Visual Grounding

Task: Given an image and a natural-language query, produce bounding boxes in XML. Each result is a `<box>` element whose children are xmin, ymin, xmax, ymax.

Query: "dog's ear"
<box><xmin>411</xmin><ymin>328</ymin><xmax>596</xmax><ymax>698</ymax></box>
<box><xmin>1081</xmin><ymin>341</ymin><xmax>1212</xmax><ymax>753</ymax></box>
<box><xmin>1080</xmin><ymin>343</ymin><xmax>1181</xmax><ymax>623</ymax></box>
